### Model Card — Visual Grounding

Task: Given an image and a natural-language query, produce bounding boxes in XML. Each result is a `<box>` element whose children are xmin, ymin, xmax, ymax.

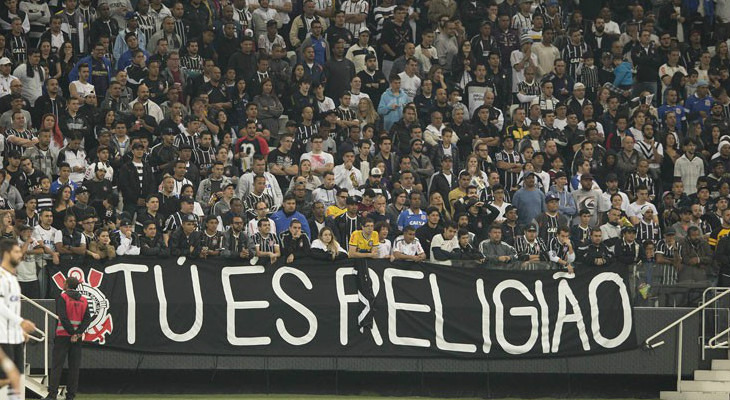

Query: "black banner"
<box><xmin>52</xmin><ymin>258</ymin><xmax>637</xmax><ymax>358</ymax></box>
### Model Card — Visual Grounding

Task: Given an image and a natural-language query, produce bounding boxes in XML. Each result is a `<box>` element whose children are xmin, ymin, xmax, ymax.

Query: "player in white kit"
<box><xmin>0</xmin><ymin>239</ymin><xmax>37</xmax><ymax>400</ymax></box>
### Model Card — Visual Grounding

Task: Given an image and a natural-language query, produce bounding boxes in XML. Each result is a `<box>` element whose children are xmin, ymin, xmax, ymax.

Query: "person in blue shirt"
<box><xmin>271</xmin><ymin>194</ymin><xmax>312</xmax><ymax>239</ymax></box>
<box><xmin>613</xmin><ymin>56</ymin><xmax>633</xmax><ymax>90</ymax></box>
<box><xmin>512</xmin><ymin>172</ymin><xmax>546</xmax><ymax>226</ymax></box>
<box><xmin>397</xmin><ymin>190</ymin><xmax>427</xmax><ymax>233</ymax></box>
<box><xmin>684</xmin><ymin>80</ymin><xmax>714</xmax><ymax>122</ymax></box>
<box><xmin>378</xmin><ymin>74</ymin><xmax>409</xmax><ymax>131</ymax></box>
<box><xmin>657</xmin><ymin>88</ymin><xmax>688</xmax><ymax>133</ymax></box>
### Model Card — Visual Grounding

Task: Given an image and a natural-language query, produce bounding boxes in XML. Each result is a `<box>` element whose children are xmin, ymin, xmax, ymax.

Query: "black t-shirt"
<box><xmin>268</xmin><ymin>148</ymin><xmax>295</xmax><ymax>190</ymax></box>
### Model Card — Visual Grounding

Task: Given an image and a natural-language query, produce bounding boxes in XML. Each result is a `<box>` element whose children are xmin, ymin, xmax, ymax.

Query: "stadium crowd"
<box><xmin>0</xmin><ymin>0</ymin><xmax>728</xmax><ymax>300</ymax></box>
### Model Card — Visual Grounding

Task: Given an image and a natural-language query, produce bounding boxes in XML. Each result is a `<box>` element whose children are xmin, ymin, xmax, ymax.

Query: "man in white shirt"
<box><xmin>392</xmin><ymin>225</ymin><xmax>426</xmax><ymax>261</ymax></box>
<box><xmin>300</xmin><ymin>135</ymin><xmax>334</xmax><ymax>177</ymax></box>
<box><xmin>430</xmin><ymin>221</ymin><xmax>459</xmax><ymax>265</ymax></box>
<box><xmin>128</xmin><ymin>84</ymin><xmax>164</xmax><ymax>123</ymax></box>
<box><xmin>333</xmin><ymin>149</ymin><xmax>363</xmax><ymax>195</ymax></box>
<box><xmin>397</xmin><ymin>57</ymin><xmax>421</xmax><ymax>102</ymax></box>
<box><xmin>0</xmin><ymin>239</ymin><xmax>36</xmax><ymax>400</ymax></box>
<box><xmin>237</xmin><ymin>155</ymin><xmax>284</xmax><ymax>209</ymax></box>
<box><xmin>0</xmin><ymin>58</ymin><xmax>17</xmax><ymax>98</ymax></box>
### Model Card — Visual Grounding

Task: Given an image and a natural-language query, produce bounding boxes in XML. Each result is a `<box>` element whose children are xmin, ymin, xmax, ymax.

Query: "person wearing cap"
<box><xmin>513</xmin><ymin>223</ymin><xmax>549</xmax><ymax>267</ymax></box>
<box><xmin>684</xmin><ymin>78</ymin><xmax>714</xmax><ymax>121</ymax></box>
<box><xmin>168</xmin><ymin>213</ymin><xmax>202</xmax><ymax>258</ymax></box>
<box><xmin>0</xmin><ymin>57</ymin><xmax>16</xmax><ymax>98</ymax></box>
<box><xmin>113</xmin><ymin>11</ymin><xmax>147</xmax><ymax>63</ymax></box>
<box><xmin>547</xmin><ymin>170</ymin><xmax>577</xmax><ymax>219</ymax></box>
<box><xmin>535</xmin><ymin>192</ymin><xmax>569</xmax><ymax>245</ymax></box>
<box><xmin>510</xmin><ymin>34</ymin><xmax>537</xmax><ymax>97</ymax></box>
<box><xmin>571</xmin><ymin>172</ymin><xmax>602</xmax><ymax>226</ymax></box>
<box><xmin>655</xmin><ymin>227</ymin><xmax>681</xmax><ymax>283</ymax></box>
<box><xmin>69</xmin><ymin>186</ymin><xmax>97</xmax><ymax>223</ymax></box>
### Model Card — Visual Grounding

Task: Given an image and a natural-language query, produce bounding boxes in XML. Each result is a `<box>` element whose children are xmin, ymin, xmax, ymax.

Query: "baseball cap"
<box><xmin>359</xmin><ymin>27</ymin><xmax>370</xmax><ymax>35</ymax></box>
<box><xmin>573</xmin><ymin>82</ymin><xmax>586</xmax><ymax>90</ymax></box>
<box><xmin>622</xmin><ymin>226</ymin><xmax>636</xmax><ymax>234</ymax></box>
<box><xmin>581</xmin><ymin>173</ymin><xmax>594</xmax><ymax>180</ymax></box>
<box><xmin>345</xmin><ymin>196</ymin><xmax>357</xmax><ymax>205</ymax></box>
<box><xmin>119</xmin><ymin>219</ymin><xmax>133</xmax><ymax>227</ymax></box>
<box><xmin>370</xmin><ymin>167</ymin><xmax>382</xmax><ymax>176</ymax></box>
<box><xmin>665</xmin><ymin>227</ymin><xmax>676</xmax><ymax>236</ymax></box>
<box><xmin>546</xmin><ymin>193</ymin><xmax>560</xmax><ymax>202</ymax></box>
<box><xmin>76</xmin><ymin>186</ymin><xmax>89</xmax><ymax>194</ymax></box>
<box><xmin>505</xmin><ymin>204</ymin><xmax>518</xmax><ymax>213</ymax></box>
<box><xmin>180</xmin><ymin>196</ymin><xmax>195</xmax><ymax>204</ymax></box>
<box><xmin>178</xmin><ymin>143</ymin><xmax>193</xmax><ymax>151</ymax></box>
<box><xmin>131</xmin><ymin>142</ymin><xmax>145</xmax><ymax>150</ymax></box>
<box><xmin>0</xmin><ymin>57</ymin><xmax>11</xmax><ymax>65</ymax></box>
<box><xmin>697</xmin><ymin>79</ymin><xmax>710</xmax><ymax>87</ymax></box>
<box><xmin>606</xmin><ymin>173</ymin><xmax>618</xmax><ymax>182</ymax></box>
<box><xmin>526</xmin><ymin>223</ymin><xmax>538</xmax><ymax>232</ymax></box>
<box><xmin>125</xmin><ymin>11</ymin><xmax>137</xmax><ymax>20</ymax></box>
<box><xmin>182</xmin><ymin>213</ymin><xmax>197</xmax><ymax>223</ymax></box>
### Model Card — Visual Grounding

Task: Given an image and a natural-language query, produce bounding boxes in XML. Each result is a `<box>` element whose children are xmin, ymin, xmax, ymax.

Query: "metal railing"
<box><xmin>21</xmin><ymin>295</ymin><xmax>58</xmax><ymax>379</ymax></box>
<box><xmin>645</xmin><ymin>288</ymin><xmax>730</xmax><ymax>393</ymax></box>
<box><xmin>702</xmin><ymin>287</ymin><xmax>730</xmax><ymax>359</ymax></box>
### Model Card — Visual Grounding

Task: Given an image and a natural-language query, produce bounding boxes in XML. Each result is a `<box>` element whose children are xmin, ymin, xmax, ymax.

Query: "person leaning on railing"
<box><xmin>678</xmin><ymin>226</ymin><xmax>714</xmax><ymax>284</ymax></box>
<box><xmin>480</xmin><ymin>224</ymin><xmax>518</xmax><ymax>268</ymax></box>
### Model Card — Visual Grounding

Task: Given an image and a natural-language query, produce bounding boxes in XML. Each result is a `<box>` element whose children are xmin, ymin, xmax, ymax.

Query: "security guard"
<box><xmin>44</xmin><ymin>277</ymin><xmax>91</xmax><ymax>400</ymax></box>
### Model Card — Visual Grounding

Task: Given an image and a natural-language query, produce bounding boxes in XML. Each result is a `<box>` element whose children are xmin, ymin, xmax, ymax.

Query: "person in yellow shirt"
<box><xmin>326</xmin><ymin>188</ymin><xmax>349</xmax><ymax>218</ymax></box>
<box><xmin>348</xmin><ymin>218</ymin><xmax>379</xmax><ymax>258</ymax></box>
<box><xmin>448</xmin><ymin>172</ymin><xmax>472</xmax><ymax>211</ymax></box>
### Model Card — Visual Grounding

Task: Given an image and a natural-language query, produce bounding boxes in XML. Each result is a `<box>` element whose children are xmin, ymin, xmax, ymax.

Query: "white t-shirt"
<box><xmin>430</xmin><ymin>233</ymin><xmax>458</xmax><ymax>265</ymax></box>
<box><xmin>398</xmin><ymin>71</ymin><xmax>421</xmax><ymax>102</ymax></box>
<box><xmin>0</xmin><ymin>268</ymin><xmax>24</xmax><ymax>344</ymax></box>
<box><xmin>32</xmin><ymin>225</ymin><xmax>57</xmax><ymax>260</ymax></box>
<box><xmin>377</xmin><ymin>239</ymin><xmax>392</xmax><ymax>258</ymax></box>
<box><xmin>16</xmin><ymin>238</ymin><xmax>38</xmax><ymax>282</ymax></box>
<box><xmin>71</xmin><ymin>81</ymin><xmax>96</xmax><ymax>98</ymax></box>
<box><xmin>393</xmin><ymin>235</ymin><xmax>424</xmax><ymax>256</ymax></box>
<box><xmin>627</xmin><ymin>201</ymin><xmax>658</xmax><ymax>219</ymax></box>
<box><xmin>301</xmin><ymin>151</ymin><xmax>334</xmax><ymax>174</ymax></box>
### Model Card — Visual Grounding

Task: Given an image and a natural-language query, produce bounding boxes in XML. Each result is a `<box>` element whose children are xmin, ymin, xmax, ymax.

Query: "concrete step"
<box><xmin>661</xmin><ymin>391</ymin><xmax>730</xmax><ymax>400</ymax></box>
<box><xmin>697</xmin><ymin>371</ymin><xmax>730</xmax><ymax>381</ymax></box>
<box><xmin>712</xmin><ymin>360</ymin><xmax>730</xmax><ymax>370</ymax></box>
<box><xmin>681</xmin><ymin>380</ymin><xmax>730</xmax><ymax>392</ymax></box>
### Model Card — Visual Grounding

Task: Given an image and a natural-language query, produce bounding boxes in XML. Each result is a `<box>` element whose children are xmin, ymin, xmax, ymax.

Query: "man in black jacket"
<box><xmin>428</xmin><ymin>156</ymin><xmax>458</xmax><ymax>213</ymax></box>
<box><xmin>280</xmin><ymin>219</ymin><xmax>311</xmax><ymax>263</ymax></box>
<box><xmin>168</xmin><ymin>213</ymin><xmax>201</xmax><ymax>258</ymax></box>
<box><xmin>576</xmin><ymin>228</ymin><xmax>612</xmax><ymax>267</ymax></box>
<box><xmin>630</xmin><ymin>29</ymin><xmax>660</xmax><ymax>98</ymax></box>
<box><xmin>612</xmin><ymin>226</ymin><xmax>641</xmax><ymax>266</ymax></box>
<box><xmin>118</xmin><ymin>142</ymin><xmax>155</xmax><ymax>218</ymax></box>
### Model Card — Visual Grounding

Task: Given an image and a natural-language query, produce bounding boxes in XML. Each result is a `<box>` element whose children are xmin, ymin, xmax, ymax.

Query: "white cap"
<box><xmin>370</xmin><ymin>167</ymin><xmax>383</xmax><ymax>176</ymax></box>
<box><xmin>0</xmin><ymin>57</ymin><xmax>11</xmax><ymax>65</ymax></box>
<box><xmin>573</xmin><ymin>82</ymin><xmax>586</xmax><ymax>90</ymax></box>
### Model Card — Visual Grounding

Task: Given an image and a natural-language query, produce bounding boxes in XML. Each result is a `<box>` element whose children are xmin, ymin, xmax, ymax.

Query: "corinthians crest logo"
<box><xmin>52</xmin><ymin>267</ymin><xmax>113</xmax><ymax>344</ymax></box>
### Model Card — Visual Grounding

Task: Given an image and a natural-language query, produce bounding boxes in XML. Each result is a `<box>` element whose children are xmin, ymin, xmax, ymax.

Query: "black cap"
<box><xmin>178</xmin><ymin>143</ymin><xmax>193</xmax><ymax>151</ymax></box>
<box><xmin>119</xmin><ymin>219</ymin><xmax>133</xmax><ymax>227</ymax></box>
<box><xmin>606</xmin><ymin>173</ymin><xmax>618</xmax><ymax>182</ymax></box>
<box><xmin>505</xmin><ymin>204</ymin><xmax>517</xmax><ymax>213</ymax></box>
<box><xmin>182</xmin><ymin>213</ymin><xmax>197</xmax><ymax>223</ymax></box>
<box><xmin>526</xmin><ymin>224</ymin><xmax>538</xmax><ymax>232</ymax></box>
<box><xmin>345</xmin><ymin>196</ymin><xmax>357</xmax><ymax>205</ymax></box>
<box><xmin>131</xmin><ymin>142</ymin><xmax>145</xmax><ymax>150</ymax></box>
<box><xmin>76</xmin><ymin>186</ymin><xmax>89</xmax><ymax>194</ymax></box>
<box><xmin>622</xmin><ymin>226</ymin><xmax>636</xmax><ymax>234</ymax></box>
<box><xmin>180</xmin><ymin>196</ymin><xmax>194</xmax><ymax>204</ymax></box>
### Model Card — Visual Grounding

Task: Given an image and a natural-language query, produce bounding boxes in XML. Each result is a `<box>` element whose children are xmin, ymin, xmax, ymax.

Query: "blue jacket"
<box><xmin>377</xmin><ymin>88</ymin><xmax>409</xmax><ymax>131</ymax></box>
<box><xmin>271</xmin><ymin>209</ymin><xmax>312</xmax><ymax>239</ymax></box>
<box><xmin>684</xmin><ymin>94</ymin><xmax>714</xmax><ymax>122</ymax></box>
<box><xmin>68</xmin><ymin>55</ymin><xmax>112</xmax><ymax>84</ymax></box>
<box><xmin>613</xmin><ymin>61</ymin><xmax>633</xmax><ymax>87</ymax></box>
<box><xmin>512</xmin><ymin>187</ymin><xmax>546</xmax><ymax>226</ymax></box>
<box><xmin>117</xmin><ymin>48</ymin><xmax>151</xmax><ymax>71</ymax></box>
